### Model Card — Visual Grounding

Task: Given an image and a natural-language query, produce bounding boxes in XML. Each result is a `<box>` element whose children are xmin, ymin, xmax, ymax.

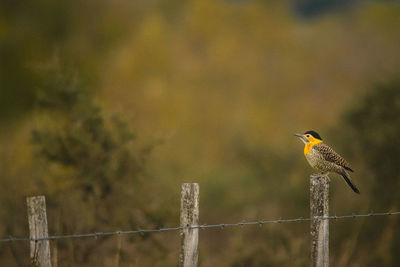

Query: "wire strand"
<box><xmin>1</xmin><ymin>211</ymin><xmax>399</xmax><ymax>243</ymax></box>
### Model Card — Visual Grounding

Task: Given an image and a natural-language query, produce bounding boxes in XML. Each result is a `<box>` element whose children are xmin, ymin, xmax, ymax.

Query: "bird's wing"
<box><xmin>313</xmin><ymin>143</ymin><xmax>354</xmax><ymax>172</ymax></box>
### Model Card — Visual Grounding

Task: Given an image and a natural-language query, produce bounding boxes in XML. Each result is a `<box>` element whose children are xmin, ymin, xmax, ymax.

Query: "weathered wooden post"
<box><xmin>179</xmin><ymin>183</ymin><xmax>199</xmax><ymax>267</ymax></box>
<box><xmin>27</xmin><ymin>196</ymin><xmax>52</xmax><ymax>267</ymax></box>
<box><xmin>310</xmin><ymin>174</ymin><xmax>329</xmax><ymax>267</ymax></box>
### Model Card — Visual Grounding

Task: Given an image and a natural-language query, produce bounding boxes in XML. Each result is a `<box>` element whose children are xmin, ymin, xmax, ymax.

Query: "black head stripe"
<box><xmin>304</xmin><ymin>130</ymin><xmax>322</xmax><ymax>140</ymax></box>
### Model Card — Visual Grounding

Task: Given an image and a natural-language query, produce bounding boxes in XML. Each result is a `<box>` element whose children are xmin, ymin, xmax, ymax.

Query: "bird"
<box><xmin>295</xmin><ymin>130</ymin><xmax>360</xmax><ymax>194</ymax></box>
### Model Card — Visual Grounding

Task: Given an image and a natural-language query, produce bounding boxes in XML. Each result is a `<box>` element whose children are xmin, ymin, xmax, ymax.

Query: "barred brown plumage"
<box><xmin>295</xmin><ymin>130</ymin><xmax>360</xmax><ymax>194</ymax></box>
<box><xmin>312</xmin><ymin>143</ymin><xmax>353</xmax><ymax>172</ymax></box>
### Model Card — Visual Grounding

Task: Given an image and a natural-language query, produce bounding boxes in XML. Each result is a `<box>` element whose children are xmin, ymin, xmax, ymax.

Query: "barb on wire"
<box><xmin>0</xmin><ymin>211</ymin><xmax>399</xmax><ymax>243</ymax></box>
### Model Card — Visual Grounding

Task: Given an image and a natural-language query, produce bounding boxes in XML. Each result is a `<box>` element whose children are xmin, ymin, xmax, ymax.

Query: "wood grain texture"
<box><xmin>27</xmin><ymin>196</ymin><xmax>52</xmax><ymax>267</ymax></box>
<box><xmin>310</xmin><ymin>175</ymin><xmax>329</xmax><ymax>267</ymax></box>
<box><xmin>179</xmin><ymin>183</ymin><xmax>199</xmax><ymax>267</ymax></box>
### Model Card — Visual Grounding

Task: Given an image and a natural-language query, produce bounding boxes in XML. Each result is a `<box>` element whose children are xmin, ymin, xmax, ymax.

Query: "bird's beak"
<box><xmin>294</xmin><ymin>133</ymin><xmax>308</xmax><ymax>143</ymax></box>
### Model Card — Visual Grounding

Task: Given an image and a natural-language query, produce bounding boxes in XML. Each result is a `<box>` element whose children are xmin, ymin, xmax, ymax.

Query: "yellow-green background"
<box><xmin>1</xmin><ymin>0</ymin><xmax>400</xmax><ymax>266</ymax></box>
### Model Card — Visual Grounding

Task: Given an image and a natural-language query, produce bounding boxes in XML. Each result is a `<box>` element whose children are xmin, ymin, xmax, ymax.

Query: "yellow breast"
<box><xmin>304</xmin><ymin>139</ymin><xmax>322</xmax><ymax>155</ymax></box>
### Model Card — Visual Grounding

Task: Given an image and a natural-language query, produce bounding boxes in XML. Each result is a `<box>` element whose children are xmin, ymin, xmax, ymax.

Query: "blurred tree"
<box><xmin>0</xmin><ymin>0</ymin><xmax>138</xmax><ymax>124</ymax></box>
<box><xmin>27</xmin><ymin>68</ymin><xmax>169</xmax><ymax>265</ymax></box>
<box><xmin>0</xmin><ymin>0</ymin><xmax>73</xmax><ymax>122</ymax></box>
<box><xmin>344</xmin><ymin>80</ymin><xmax>400</xmax><ymax>208</ymax></box>
<box><xmin>340</xmin><ymin>79</ymin><xmax>400</xmax><ymax>266</ymax></box>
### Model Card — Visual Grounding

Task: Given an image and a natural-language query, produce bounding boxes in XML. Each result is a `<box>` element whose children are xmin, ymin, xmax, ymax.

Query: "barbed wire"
<box><xmin>1</xmin><ymin>211</ymin><xmax>399</xmax><ymax>243</ymax></box>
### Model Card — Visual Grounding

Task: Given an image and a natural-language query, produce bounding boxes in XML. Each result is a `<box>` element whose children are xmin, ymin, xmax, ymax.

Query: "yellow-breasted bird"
<box><xmin>295</xmin><ymin>130</ymin><xmax>360</xmax><ymax>194</ymax></box>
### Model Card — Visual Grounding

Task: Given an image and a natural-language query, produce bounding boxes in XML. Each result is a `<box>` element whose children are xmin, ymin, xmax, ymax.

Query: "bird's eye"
<box><xmin>306</xmin><ymin>134</ymin><xmax>310</xmax><ymax>138</ymax></box>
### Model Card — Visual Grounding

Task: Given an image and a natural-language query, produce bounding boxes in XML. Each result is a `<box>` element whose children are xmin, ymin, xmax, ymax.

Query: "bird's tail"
<box><xmin>341</xmin><ymin>171</ymin><xmax>360</xmax><ymax>194</ymax></box>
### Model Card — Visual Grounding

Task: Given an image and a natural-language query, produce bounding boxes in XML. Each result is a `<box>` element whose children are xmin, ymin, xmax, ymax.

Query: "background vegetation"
<box><xmin>1</xmin><ymin>0</ymin><xmax>399</xmax><ymax>266</ymax></box>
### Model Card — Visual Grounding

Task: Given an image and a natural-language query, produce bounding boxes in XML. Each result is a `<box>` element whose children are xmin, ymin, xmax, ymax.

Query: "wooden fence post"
<box><xmin>27</xmin><ymin>196</ymin><xmax>52</xmax><ymax>267</ymax></box>
<box><xmin>310</xmin><ymin>174</ymin><xmax>329</xmax><ymax>267</ymax></box>
<box><xmin>179</xmin><ymin>183</ymin><xmax>199</xmax><ymax>267</ymax></box>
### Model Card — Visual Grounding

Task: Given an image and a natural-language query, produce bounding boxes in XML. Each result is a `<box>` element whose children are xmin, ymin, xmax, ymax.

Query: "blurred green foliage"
<box><xmin>345</xmin><ymin>80</ymin><xmax>400</xmax><ymax>208</ymax></box>
<box><xmin>1</xmin><ymin>69</ymin><xmax>171</xmax><ymax>265</ymax></box>
<box><xmin>32</xmin><ymin>70</ymin><xmax>141</xmax><ymax>199</ymax></box>
<box><xmin>1</xmin><ymin>0</ymin><xmax>400</xmax><ymax>266</ymax></box>
<box><xmin>326</xmin><ymin>80</ymin><xmax>400</xmax><ymax>267</ymax></box>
